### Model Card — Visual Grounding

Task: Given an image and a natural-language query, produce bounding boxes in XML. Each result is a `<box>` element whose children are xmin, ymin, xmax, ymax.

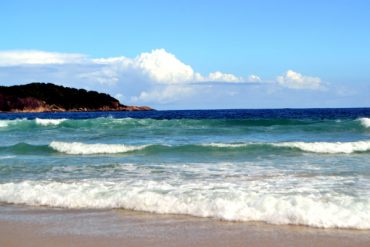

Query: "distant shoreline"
<box><xmin>0</xmin><ymin>82</ymin><xmax>153</xmax><ymax>113</ymax></box>
<box><xmin>0</xmin><ymin>105</ymin><xmax>153</xmax><ymax>113</ymax></box>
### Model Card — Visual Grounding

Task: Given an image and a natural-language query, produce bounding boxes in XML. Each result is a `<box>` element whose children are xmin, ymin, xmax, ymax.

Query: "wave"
<box><xmin>1</xmin><ymin>117</ymin><xmax>369</xmax><ymax>133</ymax></box>
<box><xmin>0</xmin><ymin>119</ymin><xmax>27</xmax><ymax>128</ymax></box>
<box><xmin>0</xmin><ymin>118</ymin><xmax>66</xmax><ymax>128</ymax></box>
<box><xmin>49</xmin><ymin>141</ymin><xmax>148</xmax><ymax>155</ymax></box>
<box><xmin>0</xmin><ymin>180</ymin><xmax>369</xmax><ymax>229</ymax></box>
<box><xmin>35</xmin><ymin>118</ymin><xmax>66</xmax><ymax>126</ymax></box>
<box><xmin>273</xmin><ymin>140</ymin><xmax>370</xmax><ymax>154</ymax></box>
<box><xmin>201</xmin><ymin>141</ymin><xmax>370</xmax><ymax>154</ymax></box>
<box><xmin>0</xmin><ymin>143</ymin><xmax>53</xmax><ymax>155</ymax></box>
<box><xmin>1</xmin><ymin>140</ymin><xmax>370</xmax><ymax>156</ymax></box>
<box><xmin>358</xmin><ymin>117</ymin><xmax>370</xmax><ymax>128</ymax></box>
<box><xmin>0</xmin><ymin>121</ymin><xmax>8</xmax><ymax>128</ymax></box>
<box><xmin>202</xmin><ymin>143</ymin><xmax>249</xmax><ymax>148</ymax></box>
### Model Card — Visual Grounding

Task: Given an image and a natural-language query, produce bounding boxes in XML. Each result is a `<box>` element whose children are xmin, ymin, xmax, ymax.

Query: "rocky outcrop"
<box><xmin>0</xmin><ymin>83</ymin><xmax>153</xmax><ymax>112</ymax></box>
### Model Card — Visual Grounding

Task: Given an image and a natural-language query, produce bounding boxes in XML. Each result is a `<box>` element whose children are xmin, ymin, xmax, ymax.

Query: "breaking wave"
<box><xmin>0</xmin><ymin>117</ymin><xmax>370</xmax><ymax>133</ymax></box>
<box><xmin>273</xmin><ymin>140</ymin><xmax>370</xmax><ymax>154</ymax></box>
<box><xmin>0</xmin><ymin>119</ymin><xmax>27</xmax><ymax>128</ymax></box>
<box><xmin>358</xmin><ymin>117</ymin><xmax>370</xmax><ymax>128</ymax></box>
<box><xmin>49</xmin><ymin>141</ymin><xmax>148</xmax><ymax>155</ymax></box>
<box><xmin>35</xmin><ymin>118</ymin><xmax>67</xmax><ymax>126</ymax></box>
<box><xmin>1</xmin><ymin>140</ymin><xmax>370</xmax><ymax>155</ymax></box>
<box><xmin>201</xmin><ymin>140</ymin><xmax>370</xmax><ymax>154</ymax></box>
<box><xmin>0</xmin><ymin>180</ymin><xmax>369</xmax><ymax>229</ymax></box>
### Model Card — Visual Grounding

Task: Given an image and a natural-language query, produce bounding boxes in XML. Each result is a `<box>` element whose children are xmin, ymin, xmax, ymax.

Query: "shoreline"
<box><xmin>0</xmin><ymin>205</ymin><xmax>369</xmax><ymax>247</ymax></box>
<box><xmin>0</xmin><ymin>105</ymin><xmax>154</xmax><ymax>113</ymax></box>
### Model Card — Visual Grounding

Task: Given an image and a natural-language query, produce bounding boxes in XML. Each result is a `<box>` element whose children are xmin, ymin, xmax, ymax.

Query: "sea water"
<box><xmin>0</xmin><ymin>108</ymin><xmax>369</xmax><ymax>229</ymax></box>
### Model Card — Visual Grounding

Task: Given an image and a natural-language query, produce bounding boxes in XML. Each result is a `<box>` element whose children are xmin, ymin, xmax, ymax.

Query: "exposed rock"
<box><xmin>0</xmin><ymin>83</ymin><xmax>153</xmax><ymax>112</ymax></box>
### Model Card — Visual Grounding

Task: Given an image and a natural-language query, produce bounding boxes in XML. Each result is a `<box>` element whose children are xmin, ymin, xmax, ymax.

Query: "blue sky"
<box><xmin>0</xmin><ymin>0</ymin><xmax>369</xmax><ymax>109</ymax></box>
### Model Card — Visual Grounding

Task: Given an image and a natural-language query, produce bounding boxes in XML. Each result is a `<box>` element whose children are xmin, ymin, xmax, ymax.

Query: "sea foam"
<box><xmin>0</xmin><ymin>180</ymin><xmax>369</xmax><ymax>229</ymax></box>
<box><xmin>358</xmin><ymin>117</ymin><xmax>370</xmax><ymax>128</ymax></box>
<box><xmin>35</xmin><ymin>118</ymin><xmax>67</xmax><ymax>126</ymax></box>
<box><xmin>202</xmin><ymin>140</ymin><xmax>370</xmax><ymax>154</ymax></box>
<box><xmin>0</xmin><ymin>119</ymin><xmax>27</xmax><ymax>128</ymax></box>
<box><xmin>0</xmin><ymin>121</ymin><xmax>8</xmax><ymax>128</ymax></box>
<box><xmin>49</xmin><ymin>141</ymin><xmax>147</xmax><ymax>154</ymax></box>
<box><xmin>202</xmin><ymin>143</ymin><xmax>249</xmax><ymax>148</ymax></box>
<box><xmin>275</xmin><ymin>140</ymin><xmax>370</xmax><ymax>154</ymax></box>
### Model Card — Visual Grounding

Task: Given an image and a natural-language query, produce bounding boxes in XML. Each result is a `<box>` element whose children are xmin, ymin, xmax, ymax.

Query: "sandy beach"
<box><xmin>0</xmin><ymin>205</ymin><xmax>369</xmax><ymax>247</ymax></box>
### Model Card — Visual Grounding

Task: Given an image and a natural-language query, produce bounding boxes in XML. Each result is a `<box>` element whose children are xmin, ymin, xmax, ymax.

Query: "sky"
<box><xmin>0</xmin><ymin>0</ymin><xmax>369</xmax><ymax>109</ymax></box>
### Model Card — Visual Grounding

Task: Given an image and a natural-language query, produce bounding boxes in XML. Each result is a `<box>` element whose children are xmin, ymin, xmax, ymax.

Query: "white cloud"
<box><xmin>92</xmin><ymin>49</ymin><xmax>261</xmax><ymax>85</ymax></box>
<box><xmin>134</xmin><ymin>49</ymin><xmax>196</xmax><ymax>83</ymax></box>
<box><xmin>92</xmin><ymin>49</ymin><xmax>251</xmax><ymax>84</ymax></box>
<box><xmin>207</xmin><ymin>71</ymin><xmax>242</xmax><ymax>82</ymax></box>
<box><xmin>0</xmin><ymin>49</ymin><xmax>327</xmax><ymax>107</ymax></box>
<box><xmin>0</xmin><ymin>50</ymin><xmax>86</xmax><ymax>66</ymax></box>
<box><xmin>132</xmin><ymin>85</ymin><xmax>194</xmax><ymax>104</ymax></box>
<box><xmin>78</xmin><ymin>66</ymin><xmax>119</xmax><ymax>86</ymax></box>
<box><xmin>204</xmin><ymin>72</ymin><xmax>263</xmax><ymax>83</ymax></box>
<box><xmin>92</xmin><ymin>49</ymin><xmax>199</xmax><ymax>84</ymax></box>
<box><xmin>276</xmin><ymin>70</ymin><xmax>322</xmax><ymax>89</ymax></box>
<box><xmin>0</xmin><ymin>49</ymin><xmax>260</xmax><ymax>86</ymax></box>
<box><xmin>247</xmin><ymin>74</ymin><xmax>262</xmax><ymax>83</ymax></box>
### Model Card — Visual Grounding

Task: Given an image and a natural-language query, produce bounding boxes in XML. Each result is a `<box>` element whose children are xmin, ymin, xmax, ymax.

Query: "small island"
<box><xmin>0</xmin><ymin>82</ymin><xmax>153</xmax><ymax>112</ymax></box>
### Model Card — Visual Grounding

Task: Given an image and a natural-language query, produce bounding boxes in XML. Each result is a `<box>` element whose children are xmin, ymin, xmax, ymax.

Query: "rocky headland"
<box><xmin>0</xmin><ymin>83</ymin><xmax>153</xmax><ymax>112</ymax></box>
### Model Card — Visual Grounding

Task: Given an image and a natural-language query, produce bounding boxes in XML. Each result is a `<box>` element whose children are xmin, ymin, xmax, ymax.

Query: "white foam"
<box><xmin>35</xmin><ymin>118</ymin><xmax>66</xmax><ymax>126</ymax></box>
<box><xmin>275</xmin><ymin>140</ymin><xmax>370</xmax><ymax>154</ymax></box>
<box><xmin>0</xmin><ymin>119</ymin><xmax>27</xmax><ymax>128</ymax></box>
<box><xmin>49</xmin><ymin>141</ymin><xmax>147</xmax><ymax>154</ymax></box>
<box><xmin>202</xmin><ymin>143</ymin><xmax>249</xmax><ymax>148</ymax></box>
<box><xmin>0</xmin><ymin>180</ymin><xmax>369</xmax><ymax>229</ymax></box>
<box><xmin>202</xmin><ymin>141</ymin><xmax>370</xmax><ymax>154</ymax></box>
<box><xmin>358</xmin><ymin>117</ymin><xmax>370</xmax><ymax>128</ymax></box>
<box><xmin>0</xmin><ymin>121</ymin><xmax>8</xmax><ymax>128</ymax></box>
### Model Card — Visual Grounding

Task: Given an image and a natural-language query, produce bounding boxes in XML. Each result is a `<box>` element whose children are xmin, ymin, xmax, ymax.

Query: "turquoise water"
<box><xmin>0</xmin><ymin>109</ymin><xmax>370</xmax><ymax>229</ymax></box>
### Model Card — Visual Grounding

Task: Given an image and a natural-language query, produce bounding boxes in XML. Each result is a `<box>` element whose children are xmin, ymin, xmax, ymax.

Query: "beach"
<box><xmin>1</xmin><ymin>205</ymin><xmax>369</xmax><ymax>247</ymax></box>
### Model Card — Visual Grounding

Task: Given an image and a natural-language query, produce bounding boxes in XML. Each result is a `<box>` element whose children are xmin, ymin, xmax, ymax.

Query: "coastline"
<box><xmin>0</xmin><ymin>105</ymin><xmax>154</xmax><ymax>113</ymax></box>
<box><xmin>0</xmin><ymin>82</ymin><xmax>154</xmax><ymax>113</ymax></box>
<box><xmin>0</xmin><ymin>205</ymin><xmax>369</xmax><ymax>247</ymax></box>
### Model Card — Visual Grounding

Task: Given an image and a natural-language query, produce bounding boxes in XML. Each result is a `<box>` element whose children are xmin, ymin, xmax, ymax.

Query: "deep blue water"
<box><xmin>1</xmin><ymin>107</ymin><xmax>370</xmax><ymax>120</ymax></box>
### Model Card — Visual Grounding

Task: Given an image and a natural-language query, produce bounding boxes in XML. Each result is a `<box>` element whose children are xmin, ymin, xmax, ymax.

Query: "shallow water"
<box><xmin>0</xmin><ymin>108</ymin><xmax>370</xmax><ymax>229</ymax></box>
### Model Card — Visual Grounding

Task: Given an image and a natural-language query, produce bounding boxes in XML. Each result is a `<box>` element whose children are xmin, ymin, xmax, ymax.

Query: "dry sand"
<box><xmin>0</xmin><ymin>205</ymin><xmax>369</xmax><ymax>247</ymax></box>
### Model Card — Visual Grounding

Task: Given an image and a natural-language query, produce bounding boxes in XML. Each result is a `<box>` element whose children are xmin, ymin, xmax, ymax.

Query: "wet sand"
<box><xmin>0</xmin><ymin>205</ymin><xmax>369</xmax><ymax>247</ymax></box>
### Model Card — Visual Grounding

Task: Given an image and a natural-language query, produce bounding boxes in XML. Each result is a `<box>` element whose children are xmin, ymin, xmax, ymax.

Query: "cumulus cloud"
<box><xmin>0</xmin><ymin>50</ymin><xmax>86</xmax><ymax>66</ymax></box>
<box><xmin>0</xmin><ymin>49</ymin><xmax>260</xmax><ymax>85</ymax></box>
<box><xmin>92</xmin><ymin>49</ymin><xmax>252</xmax><ymax>84</ymax></box>
<box><xmin>92</xmin><ymin>50</ymin><xmax>198</xmax><ymax>84</ymax></box>
<box><xmin>0</xmin><ymin>49</ymin><xmax>326</xmax><ymax>107</ymax></box>
<box><xmin>134</xmin><ymin>49</ymin><xmax>198</xmax><ymax>83</ymax></box>
<box><xmin>276</xmin><ymin>70</ymin><xmax>322</xmax><ymax>89</ymax></box>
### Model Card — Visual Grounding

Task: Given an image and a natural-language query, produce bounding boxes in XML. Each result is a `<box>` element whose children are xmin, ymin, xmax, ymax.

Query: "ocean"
<box><xmin>0</xmin><ymin>108</ymin><xmax>369</xmax><ymax>230</ymax></box>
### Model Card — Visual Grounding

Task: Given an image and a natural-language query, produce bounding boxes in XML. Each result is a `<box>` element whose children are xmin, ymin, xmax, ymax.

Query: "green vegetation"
<box><xmin>0</xmin><ymin>82</ymin><xmax>125</xmax><ymax>111</ymax></box>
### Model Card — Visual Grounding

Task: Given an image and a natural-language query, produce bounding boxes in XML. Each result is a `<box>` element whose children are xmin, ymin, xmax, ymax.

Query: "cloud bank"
<box><xmin>0</xmin><ymin>50</ymin><xmax>87</xmax><ymax>65</ymax></box>
<box><xmin>0</xmin><ymin>49</ymin><xmax>325</xmax><ymax>107</ymax></box>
